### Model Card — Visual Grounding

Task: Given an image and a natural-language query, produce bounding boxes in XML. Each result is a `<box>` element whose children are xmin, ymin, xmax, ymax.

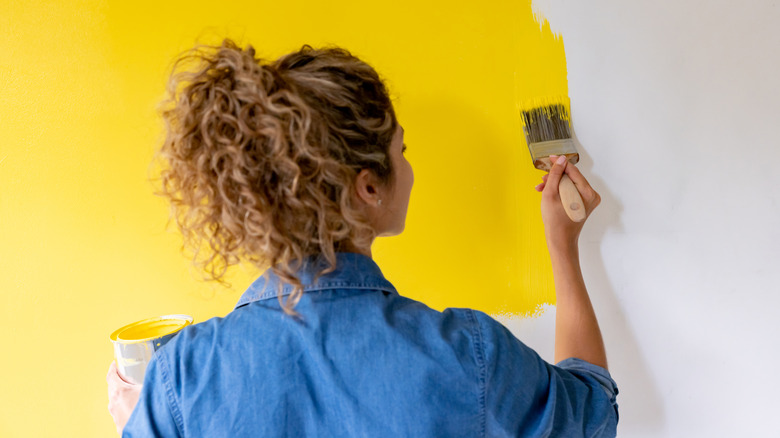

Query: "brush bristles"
<box><xmin>520</xmin><ymin>103</ymin><xmax>572</xmax><ymax>144</ymax></box>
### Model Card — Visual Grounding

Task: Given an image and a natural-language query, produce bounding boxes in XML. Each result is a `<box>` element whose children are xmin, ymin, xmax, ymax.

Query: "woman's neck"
<box><xmin>339</xmin><ymin>240</ymin><xmax>373</xmax><ymax>259</ymax></box>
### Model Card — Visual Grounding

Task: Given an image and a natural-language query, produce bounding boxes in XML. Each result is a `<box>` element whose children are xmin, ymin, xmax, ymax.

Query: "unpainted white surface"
<box><xmin>505</xmin><ymin>1</ymin><xmax>780</xmax><ymax>436</ymax></box>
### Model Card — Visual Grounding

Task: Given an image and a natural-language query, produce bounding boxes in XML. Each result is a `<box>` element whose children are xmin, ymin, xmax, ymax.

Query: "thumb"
<box><xmin>543</xmin><ymin>155</ymin><xmax>568</xmax><ymax>196</ymax></box>
<box><xmin>108</xmin><ymin>360</ymin><xmax>138</xmax><ymax>387</ymax></box>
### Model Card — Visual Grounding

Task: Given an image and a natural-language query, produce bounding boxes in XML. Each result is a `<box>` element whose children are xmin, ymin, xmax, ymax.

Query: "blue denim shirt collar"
<box><xmin>235</xmin><ymin>251</ymin><xmax>398</xmax><ymax>309</ymax></box>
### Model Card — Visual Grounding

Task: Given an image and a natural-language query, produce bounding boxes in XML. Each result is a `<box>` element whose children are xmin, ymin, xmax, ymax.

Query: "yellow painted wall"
<box><xmin>0</xmin><ymin>0</ymin><xmax>566</xmax><ymax>435</ymax></box>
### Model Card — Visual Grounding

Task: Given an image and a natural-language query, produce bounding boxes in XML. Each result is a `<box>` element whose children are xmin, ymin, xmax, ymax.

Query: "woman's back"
<box><xmin>124</xmin><ymin>253</ymin><xmax>617</xmax><ymax>437</ymax></box>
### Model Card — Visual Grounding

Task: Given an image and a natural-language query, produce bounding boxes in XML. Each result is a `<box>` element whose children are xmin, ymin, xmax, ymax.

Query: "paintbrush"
<box><xmin>520</xmin><ymin>97</ymin><xmax>586</xmax><ymax>222</ymax></box>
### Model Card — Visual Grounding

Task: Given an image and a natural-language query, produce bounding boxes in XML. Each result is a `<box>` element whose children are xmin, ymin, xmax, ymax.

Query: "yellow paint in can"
<box><xmin>114</xmin><ymin>317</ymin><xmax>192</xmax><ymax>343</ymax></box>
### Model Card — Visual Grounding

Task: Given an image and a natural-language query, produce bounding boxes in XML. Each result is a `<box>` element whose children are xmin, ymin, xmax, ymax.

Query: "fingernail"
<box><xmin>556</xmin><ymin>155</ymin><xmax>566</xmax><ymax>165</ymax></box>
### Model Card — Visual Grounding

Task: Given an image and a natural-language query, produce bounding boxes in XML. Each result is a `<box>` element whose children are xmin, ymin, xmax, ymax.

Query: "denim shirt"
<box><xmin>124</xmin><ymin>252</ymin><xmax>618</xmax><ymax>437</ymax></box>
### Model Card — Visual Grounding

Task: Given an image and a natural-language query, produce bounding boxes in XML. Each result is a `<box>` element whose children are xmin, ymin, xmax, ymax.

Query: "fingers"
<box><xmin>534</xmin><ymin>157</ymin><xmax>599</xmax><ymax>210</ymax></box>
<box><xmin>107</xmin><ymin>360</ymin><xmax>116</xmax><ymax>383</ymax></box>
<box><xmin>560</xmin><ymin>158</ymin><xmax>601</xmax><ymax>207</ymax></box>
<box><xmin>107</xmin><ymin>360</ymin><xmax>144</xmax><ymax>434</ymax></box>
<box><xmin>107</xmin><ymin>360</ymin><xmax>137</xmax><ymax>387</ymax></box>
<box><xmin>534</xmin><ymin>174</ymin><xmax>549</xmax><ymax>192</ymax></box>
<box><xmin>561</xmin><ymin>160</ymin><xmax>591</xmax><ymax>192</ymax></box>
<box><xmin>541</xmin><ymin>155</ymin><xmax>567</xmax><ymax>196</ymax></box>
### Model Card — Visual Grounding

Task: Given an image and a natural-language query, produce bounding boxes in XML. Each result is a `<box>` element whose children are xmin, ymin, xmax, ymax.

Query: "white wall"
<box><xmin>501</xmin><ymin>1</ymin><xmax>780</xmax><ymax>436</ymax></box>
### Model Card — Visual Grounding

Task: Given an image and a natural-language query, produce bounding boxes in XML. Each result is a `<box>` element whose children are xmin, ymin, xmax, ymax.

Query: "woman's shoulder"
<box><xmin>162</xmin><ymin>306</ymin><xmax>273</xmax><ymax>346</ymax></box>
<box><xmin>156</xmin><ymin>315</ymin><xmax>224</xmax><ymax>358</ymax></box>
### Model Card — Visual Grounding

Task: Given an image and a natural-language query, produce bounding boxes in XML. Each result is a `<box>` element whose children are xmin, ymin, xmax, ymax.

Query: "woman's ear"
<box><xmin>354</xmin><ymin>168</ymin><xmax>382</xmax><ymax>207</ymax></box>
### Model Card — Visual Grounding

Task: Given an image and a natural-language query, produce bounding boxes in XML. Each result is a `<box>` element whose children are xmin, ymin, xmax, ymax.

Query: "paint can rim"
<box><xmin>109</xmin><ymin>314</ymin><xmax>194</xmax><ymax>345</ymax></box>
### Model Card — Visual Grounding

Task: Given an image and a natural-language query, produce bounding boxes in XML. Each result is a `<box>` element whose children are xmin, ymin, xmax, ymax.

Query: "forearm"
<box><xmin>551</xmin><ymin>244</ymin><xmax>608</xmax><ymax>369</ymax></box>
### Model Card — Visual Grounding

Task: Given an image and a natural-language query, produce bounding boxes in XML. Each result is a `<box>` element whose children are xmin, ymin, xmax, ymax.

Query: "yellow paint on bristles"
<box><xmin>517</xmin><ymin>95</ymin><xmax>571</xmax><ymax>117</ymax></box>
<box><xmin>518</xmin><ymin>95</ymin><xmax>572</xmax><ymax>135</ymax></box>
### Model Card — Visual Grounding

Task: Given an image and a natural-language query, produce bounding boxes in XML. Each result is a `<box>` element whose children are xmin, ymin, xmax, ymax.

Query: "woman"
<box><xmin>107</xmin><ymin>38</ymin><xmax>618</xmax><ymax>437</ymax></box>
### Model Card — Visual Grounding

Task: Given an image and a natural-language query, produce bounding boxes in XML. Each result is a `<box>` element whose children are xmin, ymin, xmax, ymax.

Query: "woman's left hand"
<box><xmin>106</xmin><ymin>361</ymin><xmax>142</xmax><ymax>434</ymax></box>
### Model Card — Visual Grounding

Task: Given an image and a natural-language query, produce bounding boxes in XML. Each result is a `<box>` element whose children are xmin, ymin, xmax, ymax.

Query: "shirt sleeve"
<box><xmin>470</xmin><ymin>309</ymin><xmax>619</xmax><ymax>438</ymax></box>
<box><xmin>122</xmin><ymin>350</ymin><xmax>184</xmax><ymax>438</ymax></box>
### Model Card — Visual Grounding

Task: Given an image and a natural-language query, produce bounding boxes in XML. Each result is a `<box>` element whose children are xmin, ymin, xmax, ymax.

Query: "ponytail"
<box><xmin>154</xmin><ymin>38</ymin><xmax>397</xmax><ymax>315</ymax></box>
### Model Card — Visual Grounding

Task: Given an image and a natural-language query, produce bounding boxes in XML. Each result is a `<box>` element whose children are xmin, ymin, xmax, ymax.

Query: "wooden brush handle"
<box><xmin>559</xmin><ymin>174</ymin><xmax>587</xmax><ymax>222</ymax></box>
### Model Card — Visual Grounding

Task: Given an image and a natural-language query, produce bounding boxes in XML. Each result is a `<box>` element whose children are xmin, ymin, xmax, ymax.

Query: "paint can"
<box><xmin>110</xmin><ymin>314</ymin><xmax>193</xmax><ymax>385</ymax></box>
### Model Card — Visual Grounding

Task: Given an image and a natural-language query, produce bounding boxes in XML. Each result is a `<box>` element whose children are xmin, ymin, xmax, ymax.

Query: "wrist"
<box><xmin>547</xmin><ymin>238</ymin><xmax>579</xmax><ymax>257</ymax></box>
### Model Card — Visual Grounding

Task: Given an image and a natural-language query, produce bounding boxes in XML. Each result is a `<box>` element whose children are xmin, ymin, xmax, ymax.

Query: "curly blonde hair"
<box><xmin>154</xmin><ymin>38</ymin><xmax>398</xmax><ymax>315</ymax></box>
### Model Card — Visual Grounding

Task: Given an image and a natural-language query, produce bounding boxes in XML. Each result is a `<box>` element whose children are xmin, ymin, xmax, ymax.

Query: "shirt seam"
<box><xmin>157</xmin><ymin>351</ymin><xmax>185</xmax><ymax>437</ymax></box>
<box><xmin>236</xmin><ymin>284</ymin><xmax>397</xmax><ymax>308</ymax></box>
<box><xmin>466</xmin><ymin>309</ymin><xmax>488</xmax><ymax>438</ymax></box>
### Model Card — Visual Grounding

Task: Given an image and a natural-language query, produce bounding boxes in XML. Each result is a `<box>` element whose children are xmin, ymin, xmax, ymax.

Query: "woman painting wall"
<box><xmin>107</xmin><ymin>39</ymin><xmax>618</xmax><ymax>437</ymax></box>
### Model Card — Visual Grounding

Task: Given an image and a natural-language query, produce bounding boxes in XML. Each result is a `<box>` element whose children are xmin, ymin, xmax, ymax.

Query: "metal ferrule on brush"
<box><xmin>527</xmin><ymin>139</ymin><xmax>577</xmax><ymax>162</ymax></box>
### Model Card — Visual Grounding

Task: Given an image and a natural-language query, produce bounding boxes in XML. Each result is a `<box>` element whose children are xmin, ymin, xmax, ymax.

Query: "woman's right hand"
<box><xmin>534</xmin><ymin>155</ymin><xmax>601</xmax><ymax>252</ymax></box>
<box><xmin>537</xmin><ymin>155</ymin><xmax>608</xmax><ymax>369</ymax></box>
